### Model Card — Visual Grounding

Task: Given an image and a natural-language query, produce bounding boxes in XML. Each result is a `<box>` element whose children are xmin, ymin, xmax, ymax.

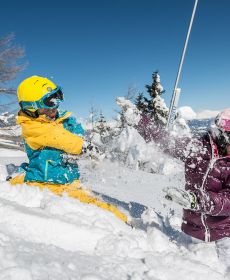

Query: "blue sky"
<box><xmin>1</xmin><ymin>0</ymin><xmax>230</xmax><ymax>119</ymax></box>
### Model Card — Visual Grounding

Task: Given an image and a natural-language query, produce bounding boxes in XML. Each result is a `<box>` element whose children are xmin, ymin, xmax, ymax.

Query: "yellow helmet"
<box><xmin>17</xmin><ymin>76</ymin><xmax>58</xmax><ymax>102</ymax></box>
<box><xmin>17</xmin><ymin>76</ymin><xmax>64</xmax><ymax>115</ymax></box>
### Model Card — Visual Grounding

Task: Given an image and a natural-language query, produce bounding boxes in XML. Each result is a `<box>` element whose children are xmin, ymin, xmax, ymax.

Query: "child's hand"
<box><xmin>82</xmin><ymin>142</ymin><xmax>104</xmax><ymax>161</ymax></box>
<box><xmin>61</xmin><ymin>153</ymin><xmax>79</xmax><ymax>165</ymax></box>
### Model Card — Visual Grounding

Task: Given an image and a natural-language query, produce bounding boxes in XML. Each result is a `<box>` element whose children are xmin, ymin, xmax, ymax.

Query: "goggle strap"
<box><xmin>20</xmin><ymin>101</ymin><xmax>40</xmax><ymax>110</ymax></box>
<box><xmin>21</xmin><ymin>108</ymin><xmax>39</xmax><ymax>118</ymax></box>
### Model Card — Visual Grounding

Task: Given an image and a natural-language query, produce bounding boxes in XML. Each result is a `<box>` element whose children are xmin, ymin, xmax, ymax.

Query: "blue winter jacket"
<box><xmin>17</xmin><ymin>111</ymin><xmax>84</xmax><ymax>184</ymax></box>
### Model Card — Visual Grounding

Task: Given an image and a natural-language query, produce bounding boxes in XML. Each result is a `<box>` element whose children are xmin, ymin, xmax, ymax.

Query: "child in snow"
<box><xmin>11</xmin><ymin>75</ymin><xmax>127</xmax><ymax>222</ymax></box>
<box><xmin>137</xmin><ymin>109</ymin><xmax>230</xmax><ymax>273</ymax></box>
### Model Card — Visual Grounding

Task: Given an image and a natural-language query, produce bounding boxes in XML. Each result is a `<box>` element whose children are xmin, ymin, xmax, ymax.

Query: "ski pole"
<box><xmin>166</xmin><ymin>0</ymin><xmax>199</xmax><ymax>130</ymax></box>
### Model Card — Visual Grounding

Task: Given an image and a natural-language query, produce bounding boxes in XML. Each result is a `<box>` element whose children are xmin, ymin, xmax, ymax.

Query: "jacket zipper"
<box><xmin>201</xmin><ymin>213</ymin><xmax>210</xmax><ymax>242</ymax></box>
<box><xmin>45</xmin><ymin>160</ymin><xmax>54</xmax><ymax>181</ymax></box>
<box><xmin>200</xmin><ymin>134</ymin><xmax>216</xmax><ymax>242</ymax></box>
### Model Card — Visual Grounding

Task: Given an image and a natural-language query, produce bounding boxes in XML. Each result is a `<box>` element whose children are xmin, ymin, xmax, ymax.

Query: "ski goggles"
<box><xmin>215</xmin><ymin>110</ymin><xmax>230</xmax><ymax>132</ymax></box>
<box><xmin>20</xmin><ymin>87</ymin><xmax>64</xmax><ymax>111</ymax></box>
<box><xmin>217</xmin><ymin>118</ymin><xmax>230</xmax><ymax>132</ymax></box>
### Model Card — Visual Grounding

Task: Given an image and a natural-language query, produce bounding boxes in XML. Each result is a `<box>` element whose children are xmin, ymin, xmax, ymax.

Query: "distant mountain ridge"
<box><xmin>188</xmin><ymin>118</ymin><xmax>213</xmax><ymax>134</ymax></box>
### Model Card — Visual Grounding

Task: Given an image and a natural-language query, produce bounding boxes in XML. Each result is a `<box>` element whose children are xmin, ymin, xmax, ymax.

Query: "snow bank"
<box><xmin>88</xmin><ymin>97</ymin><xmax>185</xmax><ymax>175</ymax></box>
<box><xmin>0</xmin><ymin>178</ymin><xmax>224</xmax><ymax>280</ymax></box>
<box><xmin>103</xmin><ymin>125</ymin><xmax>183</xmax><ymax>175</ymax></box>
<box><xmin>0</xmin><ymin>178</ymin><xmax>129</xmax><ymax>254</ymax></box>
<box><xmin>116</xmin><ymin>97</ymin><xmax>141</xmax><ymax>126</ymax></box>
<box><xmin>0</xmin><ymin>149</ymin><xmax>227</xmax><ymax>279</ymax></box>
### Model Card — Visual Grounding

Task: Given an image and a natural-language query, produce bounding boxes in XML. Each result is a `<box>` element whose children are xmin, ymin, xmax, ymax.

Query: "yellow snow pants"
<box><xmin>10</xmin><ymin>175</ymin><xmax>128</xmax><ymax>223</ymax></box>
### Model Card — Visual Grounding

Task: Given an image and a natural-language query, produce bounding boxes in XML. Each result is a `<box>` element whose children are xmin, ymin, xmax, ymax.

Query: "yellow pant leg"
<box><xmin>26</xmin><ymin>181</ymin><xmax>67</xmax><ymax>196</ymax></box>
<box><xmin>9</xmin><ymin>174</ymin><xmax>25</xmax><ymax>185</ymax></box>
<box><xmin>65</xmin><ymin>186</ymin><xmax>128</xmax><ymax>223</ymax></box>
<box><xmin>9</xmin><ymin>176</ymin><xmax>128</xmax><ymax>223</ymax></box>
<box><xmin>10</xmin><ymin>175</ymin><xmax>78</xmax><ymax>196</ymax></box>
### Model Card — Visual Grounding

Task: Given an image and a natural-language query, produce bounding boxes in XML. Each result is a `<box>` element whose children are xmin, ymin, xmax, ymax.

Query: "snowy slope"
<box><xmin>0</xmin><ymin>148</ymin><xmax>227</xmax><ymax>280</ymax></box>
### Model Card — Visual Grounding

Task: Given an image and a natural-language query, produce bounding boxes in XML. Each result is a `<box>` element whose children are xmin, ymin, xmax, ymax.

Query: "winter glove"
<box><xmin>164</xmin><ymin>187</ymin><xmax>197</xmax><ymax>210</ymax></box>
<box><xmin>61</xmin><ymin>153</ymin><xmax>79</xmax><ymax>165</ymax></box>
<box><xmin>81</xmin><ymin>141</ymin><xmax>104</xmax><ymax>161</ymax></box>
<box><xmin>82</xmin><ymin>142</ymin><xmax>99</xmax><ymax>154</ymax></box>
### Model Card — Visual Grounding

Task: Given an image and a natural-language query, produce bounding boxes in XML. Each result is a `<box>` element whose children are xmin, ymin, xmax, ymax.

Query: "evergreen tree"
<box><xmin>94</xmin><ymin>111</ymin><xmax>112</xmax><ymax>144</ymax></box>
<box><xmin>96</xmin><ymin>111</ymin><xmax>107</xmax><ymax>136</ymax></box>
<box><xmin>135</xmin><ymin>71</ymin><xmax>169</xmax><ymax>126</ymax></box>
<box><xmin>135</xmin><ymin>93</ymin><xmax>148</xmax><ymax>114</ymax></box>
<box><xmin>145</xmin><ymin>71</ymin><xmax>165</xmax><ymax>98</ymax></box>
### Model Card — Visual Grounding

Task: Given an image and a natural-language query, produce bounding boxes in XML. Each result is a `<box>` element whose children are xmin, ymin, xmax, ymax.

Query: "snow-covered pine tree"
<box><xmin>115</xmin><ymin>97</ymin><xmax>132</xmax><ymax>132</ymax></box>
<box><xmin>96</xmin><ymin>111</ymin><xmax>106</xmax><ymax>135</ymax></box>
<box><xmin>145</xmin><ymin>71</ymin><xmax>165</xmax><ymax>98</ymax></box>
<box><xmin>94</xmin><ymin>111</ymin><xmax>112</xmax><ymax>143</ymax></box>
<box><xmin>135</xmin><ymin>93</ymin><xmax>148</xmax><ymax>114</ymax></box>
<box><xmin>88</xmin><ymin>106</ymin><xmax>99</xmax><ymax>137</ymax></box>
<box><xmin>135</xmin><ymin>71</ymin><xmax>169</xmax><ymax>126</ymax></box>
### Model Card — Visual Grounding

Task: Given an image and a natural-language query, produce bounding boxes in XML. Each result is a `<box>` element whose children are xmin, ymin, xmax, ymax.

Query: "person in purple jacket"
<box><xmin>137</xmin><ymin>108</ymin><xmax>230</xmax><ymax>273</ymax></box>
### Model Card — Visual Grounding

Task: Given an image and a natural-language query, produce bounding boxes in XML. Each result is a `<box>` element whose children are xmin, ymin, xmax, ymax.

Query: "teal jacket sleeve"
<box><xmin>63</xmin><ymin>117</ymin><xmax>85</xmax><ymax>136</ymax></box>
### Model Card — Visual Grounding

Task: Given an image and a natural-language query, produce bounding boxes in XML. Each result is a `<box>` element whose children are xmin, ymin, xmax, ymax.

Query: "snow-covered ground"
<box><xmin>0</xmin><ymin>148</ymin><xmax>227</xmax><ymax>280</ymax></box>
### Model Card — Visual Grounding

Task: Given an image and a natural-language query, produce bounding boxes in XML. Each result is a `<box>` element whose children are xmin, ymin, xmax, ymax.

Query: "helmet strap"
<box><xmin>19</xmin><ymin>101</ymin><xmax>39</xmax><ymax>118</ymax></box>
<box><xmin>21</xmin><ymin>108</ymin><xmax>39</xmax><ymax>118</ymax></box>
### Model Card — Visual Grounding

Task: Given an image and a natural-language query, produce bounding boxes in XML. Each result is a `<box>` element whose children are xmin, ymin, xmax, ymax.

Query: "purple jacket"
<box><xmin>138</xmin><ymin>116</ymin><xmax>230</xmax><ymax>242</ymax></box>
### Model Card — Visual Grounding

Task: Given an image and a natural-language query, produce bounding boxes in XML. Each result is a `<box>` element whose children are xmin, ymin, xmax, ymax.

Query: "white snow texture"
<box><xmin>0</xmin><ymin>147</ymin><xmax>227</xmax><ymax>280</ymax></box>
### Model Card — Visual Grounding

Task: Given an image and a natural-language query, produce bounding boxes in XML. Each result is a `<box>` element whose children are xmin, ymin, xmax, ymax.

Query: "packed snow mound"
<box><xmin>102</xmin><ymin>125</ymin><xmax>183</xmax><ymax>175</ymax></box>
<box><xmin>0</xmin><ymin>168</ymin><xmax>225</xmax><ymax>279</ymax></box>
<box><xmin>75</xmin><ymin>98</ymin><xmax>195</xmax><ymax>175</ymax></box>
<box><xmin>116</xmin><ymin>97</ymin><xmax>141</xmax><ymax>126</ymax></box>
<box><xmin>87</xmin><ymin>97</ymin><xmax>187</xmax><ymax>174</ymax></box>
<box><xmin>0</xmin><ymin>181</ymin><xmax>130</xmax><ymax>254</ymax></box>
<box><xmin>0</xmin><ymin>148</ymin><xmax>227</xmax><ymax>279</ymax></box>
<box><xmin>177</xmin><ymin>106</ymin><xmax>197</xmax><ymax>120</ymax></box>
